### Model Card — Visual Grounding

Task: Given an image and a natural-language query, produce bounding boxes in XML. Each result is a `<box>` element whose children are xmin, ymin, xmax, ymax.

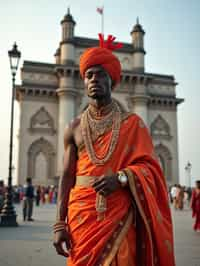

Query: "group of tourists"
<box><xmin>170</xmin><ymin>182</ymin><xmax>200</xmax><ymax>231</ymax></box>
<box><xmin>19</xmin><ymin>178</ymin><xmax>58</xmax><ymax>221</ymax></box>
<box><xmin>170</xmin><ymin>184</ymin><xmax>192</xmax><ymax>210</ymax></box>
<box><xmin>11</xmin><ymin>182</ymin><xmax>58</xmax><ymax>205</ymax></box>
<box><xmin>0</xmin><ymin>178</ymin><xmax>58</xmax><ymax>222</ymax></box>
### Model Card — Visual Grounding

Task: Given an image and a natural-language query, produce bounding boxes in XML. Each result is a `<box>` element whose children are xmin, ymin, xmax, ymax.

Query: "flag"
<box><xmin>97</xmin><ymin>7</ymin><xmax>103</xmax><ymax>15</ymax></box>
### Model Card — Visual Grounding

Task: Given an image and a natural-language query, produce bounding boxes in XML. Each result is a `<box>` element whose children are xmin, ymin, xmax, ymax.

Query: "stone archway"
<box><xmin>29</xmin><ymin>107</ymin><xmax>56</xmax><ymax>135</ymax></box>
<box><xmin>155</xmin><ymin>143</ymin><xmax>172</xmax><ymax>182</ymax></box>
<box><xmin>151</xmin><ymin>115</ymin><xmax>171</xmax><ymax>140</ymax></box>
<box><xmin>27</xmin><ymin>138</ymin><xmax>55</xmax><ymax>184</ymax></box>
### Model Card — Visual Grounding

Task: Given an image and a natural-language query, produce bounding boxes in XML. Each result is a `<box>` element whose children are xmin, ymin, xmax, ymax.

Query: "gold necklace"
<box><xmin>81</xmin><ymin>100</ymin><xmax>121</xmax><ymax>165</ymax></box>
<box><xmin>87</xmin><ymin>105</ymin><xmax>115</xmax><ymax>138</ymax></box>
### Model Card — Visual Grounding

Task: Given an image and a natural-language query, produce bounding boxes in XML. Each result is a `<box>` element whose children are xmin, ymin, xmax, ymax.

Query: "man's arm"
<box><xmin>56</xmin><ymin>129</ymin><xmax>77</xmax><ymax>221</ymax></box>
<box><xmin>53</xmin><ymin>124</ymin><xmax>77</xmax><ymax>257</ymax></box>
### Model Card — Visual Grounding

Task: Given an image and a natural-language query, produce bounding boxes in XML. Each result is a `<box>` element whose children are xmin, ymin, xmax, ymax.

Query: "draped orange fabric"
<box><xmin>67</xmin><ymin>113</ymin><xmax>175</xmax><ymax>266</ymax></box>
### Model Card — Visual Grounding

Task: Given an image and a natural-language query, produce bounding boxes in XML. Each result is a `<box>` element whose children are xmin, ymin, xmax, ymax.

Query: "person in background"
<box><xmin>191</xmin><ymin>180</ymin><xmax>200</xmax><ymax>231</ymax></box>
<box><xmin>0</xmin><ymin>180</ymin><xmax>6</xmax><ymax>211</ymax></box>
<box><xmin>23</xmin><ymin>178</ymin><xmax>34</xmax><ymax>221</ymax></box>
<box><xmin>35</xmin><ymin>185</ymin><xmax>41</xmax><ymax>206</ymax></box>
<box><xmin>175</xmin><ymin>184</ymin><xmax>184</xmax><ymax>210</ymax></box>
<box><xmin>40</xmin><ymin>186</ymin><xmax>46</xmax><ymax>204</ymax></box>
<box><xmin>170</xmin><ymin>184</ymin><xmax>177</xmax><ymax>209</ymax></box>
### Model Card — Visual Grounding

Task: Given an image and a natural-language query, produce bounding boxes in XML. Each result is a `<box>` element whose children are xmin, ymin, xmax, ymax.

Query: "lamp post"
<box><xmin>185</xmin><ymin>161</ymin><xmax>192</xmax><ymax>188</ymax></box>
<box><xmin>0</xmin><ymin>43</ymin><xmax>21</xmax><ymax>226</ymax></box>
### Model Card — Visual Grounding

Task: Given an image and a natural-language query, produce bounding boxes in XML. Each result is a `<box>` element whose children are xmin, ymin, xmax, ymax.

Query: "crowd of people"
<box><xmin>169</xmin><ymin>184</ymin><xmax>192</xmax><ymax>210</ymax></box>
<box><xmin>0</xmin><ymin>178</ymin><xmax>58</xmax><ymax>218</ymax></box>
<box><xmin>8</xmin><ymin>183</ymin><xmax>57</xmax><ymax>205</ymax></box>
<box><xmin>169</xmin><ymin>181</ymin><xmax>200</xmax><ymax>231</ymax></box>
<box><xmin>1</xmin><ymin>178</ymin><xmax>200</xmax><ymax>231</ymax></box>
<box><xmin>12</xmin><ymin>182</ymin><xmax>58</xmax><ymax>206</ymax></box>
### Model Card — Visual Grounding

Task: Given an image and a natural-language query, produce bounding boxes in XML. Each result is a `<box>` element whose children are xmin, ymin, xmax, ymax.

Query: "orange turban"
<box><xmin>79</xmin><ymin>34</ymin><xmax>123</xmax><ymax>85</ymax></box>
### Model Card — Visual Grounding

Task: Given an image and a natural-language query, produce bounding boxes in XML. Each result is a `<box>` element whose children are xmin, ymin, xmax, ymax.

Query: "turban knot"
<box><xmin>79</xmin><ymin>34</ymin><xmax>123</xmax><ymax>85</ymax></box>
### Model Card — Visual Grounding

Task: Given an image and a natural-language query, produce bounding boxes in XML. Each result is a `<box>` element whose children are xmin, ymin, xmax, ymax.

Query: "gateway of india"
<box><xmin>16</xmin><ymin>9</ymin><xmax>183</xmax><ymax>186</ymax></box>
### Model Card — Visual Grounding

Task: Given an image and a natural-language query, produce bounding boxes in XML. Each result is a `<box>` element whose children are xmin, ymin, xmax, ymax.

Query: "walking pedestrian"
<box><xmin>22</xmin><ymin>178</ymin><xmax>34</xmax><ymax>221</ymax></box>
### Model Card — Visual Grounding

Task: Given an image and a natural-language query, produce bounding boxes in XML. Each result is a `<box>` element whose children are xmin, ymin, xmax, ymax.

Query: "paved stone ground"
<box><xmin>0</xmin><ymin>203</ymin><xmax>199</xmax><ymax>266</ymax></box>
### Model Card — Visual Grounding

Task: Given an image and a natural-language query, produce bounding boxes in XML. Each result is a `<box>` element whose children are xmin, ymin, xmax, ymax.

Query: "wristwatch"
<box><xmin>117</xmin><ymin>171</ymin><xmax>128</xmax><ymax>187</ymax></box>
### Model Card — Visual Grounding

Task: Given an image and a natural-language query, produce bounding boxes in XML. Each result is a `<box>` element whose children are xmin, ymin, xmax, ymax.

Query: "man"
<box><xmin>53</xmin><ymin>34</ymin><xmax>175</xmax><ymax>266</ymax></box>
<box><xmin>23</xmin><ymin>177</ymin><xmax>34</xmax><ymax>221</ymax></box>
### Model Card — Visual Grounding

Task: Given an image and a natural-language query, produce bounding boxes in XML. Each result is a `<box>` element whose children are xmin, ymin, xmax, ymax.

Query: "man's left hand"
<box><xmin>91</xmin><ymin>174</ymin><xmax>121</xmax><ymax>197</ymax></box>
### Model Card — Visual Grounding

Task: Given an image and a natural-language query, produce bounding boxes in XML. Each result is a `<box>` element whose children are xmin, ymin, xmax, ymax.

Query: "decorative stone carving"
<box><xmin>27</xmin><ymin>137</ymin><xmax>55</xmax><ymax>181</ymax></box>
<box><xmin>155</xmin><ymin>143</ymin><xmax>172</xmax><ymax>182</ymax></box>
<box><xmin>29</xmin><ymin>107</ymin><xmax>56</xmax><ymax>135</ymax></box>
<box><xmin>151</xmin><ymin>115</ymin><xmax>171</xmax><ymax>139</ymax></box>
<box><xmin>22</xmin><ymin>72</ymin><xmax>57</xmax><ymax>85</ymax></box>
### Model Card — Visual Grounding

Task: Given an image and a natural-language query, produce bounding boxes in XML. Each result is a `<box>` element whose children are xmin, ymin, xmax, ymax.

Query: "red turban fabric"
<box><xmin>79</xmin><ymin>34</ymin><xmax>123</xmax><ymax>85</ymax></box>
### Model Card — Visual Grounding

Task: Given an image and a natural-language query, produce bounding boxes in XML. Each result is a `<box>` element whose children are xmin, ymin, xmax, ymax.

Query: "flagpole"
<box><xmin>102</xmin><ymin>6</ymin><xmax>104</xmax><ymax>34</ymax></box>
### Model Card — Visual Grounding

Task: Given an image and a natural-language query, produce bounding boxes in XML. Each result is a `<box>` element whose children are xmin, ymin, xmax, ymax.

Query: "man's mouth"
<box><xmin>90</xmin><ymin>84</ymin><xmax>102</xmax><ymax>89</ymax></box>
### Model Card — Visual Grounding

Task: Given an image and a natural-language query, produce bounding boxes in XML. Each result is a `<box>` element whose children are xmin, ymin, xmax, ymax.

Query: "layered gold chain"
<box><xmin>81</xmin><ymin>100</ymin><xmax>122</xmax><ymax>165</ymax></box>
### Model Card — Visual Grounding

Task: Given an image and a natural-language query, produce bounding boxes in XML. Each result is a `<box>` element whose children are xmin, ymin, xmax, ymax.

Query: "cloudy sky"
<box><xmin>0</xmin><ymin>0</ymin><xmax>199</xmax><ymax>185</ymax></box>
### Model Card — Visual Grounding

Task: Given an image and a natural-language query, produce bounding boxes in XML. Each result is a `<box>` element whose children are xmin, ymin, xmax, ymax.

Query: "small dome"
<box><xmin>61</xmin><ymin>8</ymin><xmax>76</xmax><ymax>25</ymax></box>
<box><xmin>131</xmin><ymin>17</ymin><xmax>145</xmax><ymax>34</ymax></box>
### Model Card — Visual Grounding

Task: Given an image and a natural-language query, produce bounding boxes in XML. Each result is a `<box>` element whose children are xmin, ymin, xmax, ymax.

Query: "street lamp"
<box><xmin>0</xmin><ymin>43</ymin><xmax>21</xmax><ymax>226</ymax></box>
<box><xmin>185</xmin><ymin>161</ymin><xmax>192</xmax><ymax>188</ymax></box>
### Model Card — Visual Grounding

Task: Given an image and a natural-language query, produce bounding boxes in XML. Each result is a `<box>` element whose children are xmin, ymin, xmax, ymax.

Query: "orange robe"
<box><xmin>67</xmin><ymin>113</ymin><xmax>175</xmax><ymax>266</ymax></box>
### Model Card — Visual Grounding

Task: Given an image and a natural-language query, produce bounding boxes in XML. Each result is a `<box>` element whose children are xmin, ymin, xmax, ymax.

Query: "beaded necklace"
<box><xmin>81</xmin><ymin>100</ymin><xmax>121</xmax><ymax>165</ymax></box>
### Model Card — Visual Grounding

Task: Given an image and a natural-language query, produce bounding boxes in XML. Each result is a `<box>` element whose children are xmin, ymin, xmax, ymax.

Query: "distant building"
<box><xmin>16</xmin><ymin>9</ymin><xmax>183</xmax><ymax>186</ymax></box>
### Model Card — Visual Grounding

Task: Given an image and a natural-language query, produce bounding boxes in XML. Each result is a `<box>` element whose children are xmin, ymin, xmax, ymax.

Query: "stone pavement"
<box><xmin>0</xmin><ymin>203</ymin><xmax>199</xmax><ymax>266</ymax></box>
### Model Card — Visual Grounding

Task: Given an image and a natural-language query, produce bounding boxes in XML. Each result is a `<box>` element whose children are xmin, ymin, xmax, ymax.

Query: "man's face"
<box><xmin>84</xmin><ymin>65</ymin><xmax>112</xmax><ymax>100</ymax></box>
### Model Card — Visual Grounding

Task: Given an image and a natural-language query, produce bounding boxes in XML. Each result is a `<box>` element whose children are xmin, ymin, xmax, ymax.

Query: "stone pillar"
<box><xmin>55</xmin><ymin>9</ymin><xmax>77</xmax><ymax>176</ymax></box>
<box><xmin>60</xmin><ymin>43</ymin><xmax>75</xmax><ymax>64</ymax></box>
<box><xmin>128</xmin><ymin>76</ymin><xmax>150</xmax><ymax>126</ymax></box>
<box><xmin>130</xmin><ymin>95</ymin><xmax>149</xmax><ymax>125</ymax></box>
<box><xmin>56</xmin><ymin>68</ymin><xmax>78</xmax><ymax>176</ymax></box>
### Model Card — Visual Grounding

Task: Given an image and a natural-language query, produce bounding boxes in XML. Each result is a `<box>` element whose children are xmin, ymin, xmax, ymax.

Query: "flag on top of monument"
<box><xmin>97</xmin><ymin>6</ymin><xmax>103</xmax><ymax>15</ymax></box>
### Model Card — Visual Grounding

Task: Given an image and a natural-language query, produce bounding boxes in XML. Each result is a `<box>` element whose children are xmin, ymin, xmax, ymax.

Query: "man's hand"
<box><xmin>53</xmin><ymin>229</ymin><xmax>72</xmax><ymax>257</ymax></box>
<box><xmin>91</xmin><ymin>174</ymin><xmax>121</xmax><ymax>197</ymax></box>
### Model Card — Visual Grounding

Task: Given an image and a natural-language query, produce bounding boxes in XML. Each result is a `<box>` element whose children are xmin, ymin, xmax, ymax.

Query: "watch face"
<box><xmin>121</xmin><ymin>175</ymin><xmax>127</xmax><ymax>183</ymax></box>
<box><xmin>119</xmin><ymin>173</ymin><xmax>127</xmax><ymax>184</ymax></box>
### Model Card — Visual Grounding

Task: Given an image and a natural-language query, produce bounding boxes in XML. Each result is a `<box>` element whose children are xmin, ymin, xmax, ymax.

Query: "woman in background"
<box><xmin>191</xmin><ymin>180</ymin><xmax>200</xmax><ymax>231</ymax></box>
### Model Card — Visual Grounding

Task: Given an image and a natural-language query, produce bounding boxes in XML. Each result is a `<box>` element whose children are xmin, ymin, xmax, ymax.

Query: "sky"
<box><xmin>0</xmin><ymin>0</ymin><xmax>199</xmax><ymax>186</ymax></box>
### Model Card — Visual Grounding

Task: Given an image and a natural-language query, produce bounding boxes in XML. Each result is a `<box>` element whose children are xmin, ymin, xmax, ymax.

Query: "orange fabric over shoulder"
<box><xmin>67</xmin><ymin>113</ymin><xmax>175</xmax><ymax>266</ymax></box>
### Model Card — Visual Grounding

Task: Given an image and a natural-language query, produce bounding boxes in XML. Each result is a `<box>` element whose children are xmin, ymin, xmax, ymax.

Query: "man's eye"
<box><xmin>86</xmin><ymin>73</ymin><xmax>93</xmax><ymax>79</ymax></box>
<box><xmin>85</xmin><ymin>73</ymin><xmax>92</xmax><ymax>79</ymax></box>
